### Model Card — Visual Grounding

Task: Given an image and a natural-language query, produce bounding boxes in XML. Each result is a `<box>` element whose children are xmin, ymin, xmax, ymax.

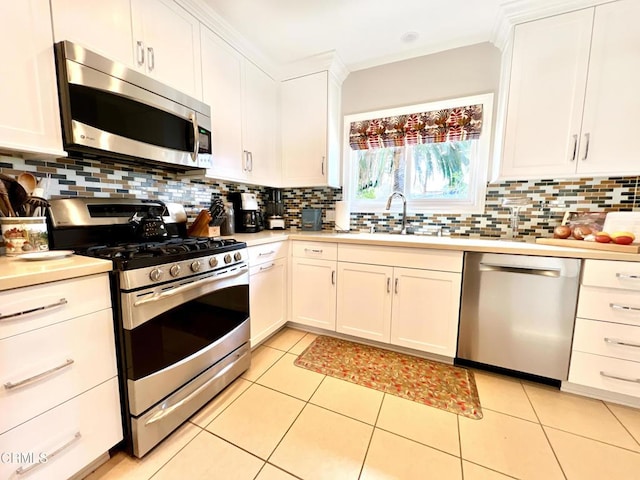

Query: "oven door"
<box><xmin>120</xmin><ymin>266</ymin><xmax>249</xmax><ymax>416</ymax></box>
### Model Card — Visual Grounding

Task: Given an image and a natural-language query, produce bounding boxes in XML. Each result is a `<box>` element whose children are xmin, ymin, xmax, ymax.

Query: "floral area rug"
<box><xmin>294</xmin><ymin>336</ymin><xmax>482</xmax><ymax>419</ymax></box>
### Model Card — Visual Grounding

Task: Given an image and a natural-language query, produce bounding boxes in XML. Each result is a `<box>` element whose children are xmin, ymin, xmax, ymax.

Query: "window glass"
<box><xmin>344</xmin><ymin>94</ymin><xmax>493</xmax><ymax>214</ymax></box>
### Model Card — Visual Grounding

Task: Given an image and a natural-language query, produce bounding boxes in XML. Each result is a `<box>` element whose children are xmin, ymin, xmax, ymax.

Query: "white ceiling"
<box><xmin>200</xmin><ymin>0</ymin><xmax>585</xmax><ymax>72</ymax></box>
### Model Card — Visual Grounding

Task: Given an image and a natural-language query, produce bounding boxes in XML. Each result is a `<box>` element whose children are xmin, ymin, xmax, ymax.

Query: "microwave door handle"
<box><xmin>190</xmin><ymin>113</ymin><xmax>199</xmax><ymax>163</ymax></box>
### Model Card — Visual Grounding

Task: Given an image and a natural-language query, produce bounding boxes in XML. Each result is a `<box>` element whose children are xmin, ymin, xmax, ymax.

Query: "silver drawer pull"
<box><xmin>145</xmin><ymin>359</ymin><xmax>238</xmax><ymax>426</ymax></box>
<box><xmin>610</xmin><ymin>303</ymin><xmax>640</xmax><ymax>313</ymax></box>
<box><xmin>600</xmin><ymin>371</ymin><xmax>640</xmax><ymax>384</ymax></box>
<box><xmin>387</xmin><ymin>277</ymin><xmax>391</xmax><ymax>293</ymax></box>
<box><xmin>616</xmin><ymin>273</ymin><xmax>640</xmax><ymax>280</ymax></box>
<box><xmin>604</xmin><ymin>338</ymin><xmax>640</xmax><ymax>348</ymax></box>
<box><xmin>259</xmin><ymin>263</ymin><xmax>275</xmax><ymax>272</ymax></box>
<box><xmin>4</xmin><ymin>358</ymin><xmax>75</xmax><ymax>390</ymax></box>
<box><xmin>15</xmin><ymin>432</ymin><xmax>81</xmax><ymax>476</ymax></box>
<box><xmin>258</xmin><ymin>251</ymin><xmax>275</xmax><ymax>257</ymax></box>
<box><xmin>304</xmin><ymin>248</ymin><xmax>323</xmax><ymax>254</ymax></box>
<box><xmin>0</xmin><ymin>298</ymin><xmax>68</xmax><ymax>321</ymax></box>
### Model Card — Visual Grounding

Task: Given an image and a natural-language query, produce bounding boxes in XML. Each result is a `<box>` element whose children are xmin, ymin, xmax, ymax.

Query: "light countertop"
<box><xmin>0</xmin><ymin>254</ymin><xmax>113</xmax><ymax>291</ymax></box>
<box><xmin>230</xmin><ymin>230</ymin><xmax>640</xmax><ymax>262</ymax></box>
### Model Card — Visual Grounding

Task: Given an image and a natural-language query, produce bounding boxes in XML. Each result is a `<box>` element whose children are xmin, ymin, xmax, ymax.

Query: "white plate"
<box><xmin>19</xmin><ymin>250</ymin><xmax>74</xmax><ymax>261</ymax></box>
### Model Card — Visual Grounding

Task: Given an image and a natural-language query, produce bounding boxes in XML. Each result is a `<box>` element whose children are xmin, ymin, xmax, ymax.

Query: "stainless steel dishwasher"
<box><xmin>457</xmin><ymin>252</ymin><xmax>581</xmax><ymax>381</ymax></box>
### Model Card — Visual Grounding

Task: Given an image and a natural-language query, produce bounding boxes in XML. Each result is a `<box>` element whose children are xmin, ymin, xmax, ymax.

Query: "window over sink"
<box><xmin>343</xmin><ymin>93</ymin><xmax>493</xmax><ymax>214</ymax></box>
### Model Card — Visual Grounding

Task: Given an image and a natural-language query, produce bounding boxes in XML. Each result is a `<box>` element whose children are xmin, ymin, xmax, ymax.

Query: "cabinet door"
<box><xmin>50</xmin><ymin>0</ymin><xmax>134</xmax><ymax>67</ymax></box>
<box><xmin>337</xmin><ymin>263</ymin><xmax>392</xmax><ymax>343</ymax></box>
<box><xmin>250</xmin><ymin>258</ymin><xmax>287</xmax><ymax>347</ymax></box>
<box><xmin>390</xmin><ymin>268</ymin><xmax>462</xmax><ymax>357</ymax></box>
<box><xmin>131</xmin><ymin>0</ymin><xmax>202</xmax><ymax>98</ymax></box>
<box><xmin>577</xmin><ymin>0</ymin><xmax>640</xmax><ymax>175</ymax></box>
<box><xmin>291</xmin><ymin>258</ymin><xmax>336</xmax><ymax>330</ymax></box>
<box><xmin>0</xmin><ymin>0</ymin><xmax>64</xmax><ymax>158</ymax></box>
<box><xmin>243</xmin><ymin>61</ymin><xmax>279</xmax><ymax>186</ymax></box>
<box><xmin>500</xmin><ymin>9</ymin><xmax>593</xmax><ymax>179</ymax></box>
<box><xmin>200</xmin><ymin>26</ymin><xmax>245</xmax><ymax>182</ymax></box>
<box><xmin>281</xmin><ymin>71</ymin><xmax>328</xmax><ymax>186</ymax></box>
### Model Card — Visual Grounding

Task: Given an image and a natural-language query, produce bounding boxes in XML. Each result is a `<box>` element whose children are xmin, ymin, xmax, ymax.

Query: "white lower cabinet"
<box><xmin>390</xmin><ymin>267</ymin><xmax>461</xmax><ymax>357</ymax></box>
<box><xmin>290</xmin><ymin>241</ymin><xmax>337</xmax><ymax>330</ymax></box>
<box><xmin>336</xmin><ymin>259</ymin><xmax>462</xmax><ymax>357</ymax></box>
<box><xmin>249</xmin><ymin>242</ymin><xmax>288</xmax><ymax>346</ymax></box>
<box><xmin>0</xmin><ymin>272</ymin><xmax>122</xmax><ymax>478</ymax></box>
<box><xmin>289</xmin><ymin>242</ymin><xmax>464</xmax><ymax>358</ymax></box>
<box><xmin>336</xmin><ymin>263</ymin><xmax>393</xmax><ymax>342</ymax></box>
<box><xmin>567</xmin><ymin>259</ymin><xmax>640</xmax><ymax>402</ymax></box>
<box><xmin>291</xmin><ymin>257</ymin><xmax>337</xmax><ymax>330</ymax></box>
<box><xmin>0</xmin><ymin>378</ymin><xmax>122</xmax><ymax>480</ymax></box>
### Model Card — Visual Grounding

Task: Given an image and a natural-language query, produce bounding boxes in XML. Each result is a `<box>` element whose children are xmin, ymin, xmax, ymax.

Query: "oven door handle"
<box><xmin>144</xmin><ymin>357</ymin><xmax>238</xmax><ymax>426</ymax></box>
<box><xmin>133</xmin><ymin>266</ymin><xmax>248</xmax><ymax>307</ymax></box>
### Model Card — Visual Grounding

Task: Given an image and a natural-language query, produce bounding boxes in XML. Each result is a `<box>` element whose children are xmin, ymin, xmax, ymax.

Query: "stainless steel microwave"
<box><xmin>54</xmin><ymin>41</ymin><xmax>212</xmax><ymax>170</ymax></box>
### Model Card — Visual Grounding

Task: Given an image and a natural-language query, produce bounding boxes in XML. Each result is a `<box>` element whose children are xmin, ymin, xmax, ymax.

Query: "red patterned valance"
<box><xmin>349</xmin><ymin>104</ymin><xmax>483</xmax><ymax>150</ymax></box>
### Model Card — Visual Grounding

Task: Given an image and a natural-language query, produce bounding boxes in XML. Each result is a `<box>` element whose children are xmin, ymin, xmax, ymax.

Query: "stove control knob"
<box><xmin>234</xmin><ymin>252</ymin><xmax>242</xmax><ymax>261</ymax></box>
<box><xmin>224</xmin><ymin>254</ymin><xmax>232</xmax><ymax>264</ymax></box>
<box><xmin>149</xmin><ymin>268</ymin><xmax>163</xmax><ymax>282</ymax></box>
<box><xmin>170</xmin><ymin>264</ymin><xmax>181</xmax><ymax>277</ymax></box>
<box><xmin>209</xmin><ymin>257</ymin><xmax>219</xmax><ymax>268</ymax></box>
<box><xmin>191</xmin><ymin>260</ymin><xmax>202</xmax><ymax>272</ymax></box>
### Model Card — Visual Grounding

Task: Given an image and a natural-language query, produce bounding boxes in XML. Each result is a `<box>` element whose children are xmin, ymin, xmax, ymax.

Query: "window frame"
<box><xmin>342</xmin><ymin>93</ymin><xmax>494</xmax><ymax>214</ymax></box>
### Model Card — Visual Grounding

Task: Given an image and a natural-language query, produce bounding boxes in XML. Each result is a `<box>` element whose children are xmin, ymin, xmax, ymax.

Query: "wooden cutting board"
<box><xmin>536</xmin><ymin>237</ymin><xmax>640</xmax><ymax>253</ymax></box>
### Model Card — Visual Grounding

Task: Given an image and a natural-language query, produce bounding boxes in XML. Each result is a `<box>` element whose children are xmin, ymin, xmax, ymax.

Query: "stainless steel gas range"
<box><xmin>48</xmin><ymin>198</ymin><xmax>251</xmax><ymax>457</ymax></box>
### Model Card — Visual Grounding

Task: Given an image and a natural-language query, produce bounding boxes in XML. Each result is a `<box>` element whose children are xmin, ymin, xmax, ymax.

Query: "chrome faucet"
<box><xmin>385</xmin><ymin>191</ymin><xmax>408</xmax><ymax>235</ymax></box>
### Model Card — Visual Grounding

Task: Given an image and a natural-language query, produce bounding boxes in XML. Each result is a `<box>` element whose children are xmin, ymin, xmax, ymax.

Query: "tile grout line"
<box><xmin>604</xmin><ymin>402</ymin><xmax>640</xmax><ymax>449</ymax></box>
<box><xmin>457</xmin><ymin>414</ymin><xmax>464</xmax><ymax>480</ymax></box>
<box><xmin>357</xmin><ymin>392</ymin><xmax>387</xmax><ymax>479</ymax></box>
<box><xmin>147</xmin><ymin>428</ymin><xmax>208</xmax><ymax>480</ymax></box>
<box><xmin>263</xmin><ymin>370</ymin><xmax>328</xmax><ymax>467</ymax></box>
<box><xmin>520</xmin><ymin>380</ymin><xmax>568</xmax><ymax>480</ymax></box>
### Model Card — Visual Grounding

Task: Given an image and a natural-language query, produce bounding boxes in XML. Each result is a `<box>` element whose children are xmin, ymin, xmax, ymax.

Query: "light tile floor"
<box><xmin>86</xmin><ymin>328</ymin><xmax>640</xmax><ymax>480</ymax></box>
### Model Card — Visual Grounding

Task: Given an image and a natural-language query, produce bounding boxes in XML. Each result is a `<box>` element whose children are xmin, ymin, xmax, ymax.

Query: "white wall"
<box><xmin>342</xmin><ymin>42</ymin><xmax>502</xmax><ymax>115</ymax></box>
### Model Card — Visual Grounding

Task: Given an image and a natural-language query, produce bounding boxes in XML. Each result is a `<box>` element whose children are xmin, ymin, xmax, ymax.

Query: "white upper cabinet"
<box><xmin>199</xmin><ymin>26</ymin><xmax>278</xmax><ymax>186</ymax></box>
<box><xmin>576</xmin><ymin>0</ymin><xmax>640</xmax><ymax>176</ymax></box>
<box><xmin>131</xmin><ymin>0</ymin><xmax>202</xmax><ymax>99</ymax></box>
<box><xmin>51</xmin><ymin>0</ymin><xmax>134</xmax><ymax>67</ymax></box>
<box><xmin>281</xmin><ymin>71</ymin><xmax>341</xmax><ymax>187</ymax></box>
<box><xmin>0</xmin><ymin>0</ymin><xmax>65</xmax><ymax>158</ymax></box>
<box><xmin>243</xmin><ymin>61</ymin><xmax>279</xmax><ymax>186</ymax></box>
<box><xmin>499</xmin><ymin>0</ymin><xmax>640</xmax><ymax>180</ymax></box>
<box><xmin>51</xmin><ymin>0</ymin><xmax>202</xmax><ymax>99</ymax></box>
<box><xmin>200</xmin><ymin>26</ymin><xmax>244</xmax><ymax>181</ymax></box>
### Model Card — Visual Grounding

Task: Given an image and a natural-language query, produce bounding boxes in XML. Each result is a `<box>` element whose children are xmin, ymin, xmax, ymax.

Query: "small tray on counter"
<box><xmin>535</xmin><ymin>237</ymin><xmax>640</xmax><ymax>253</ymax></box>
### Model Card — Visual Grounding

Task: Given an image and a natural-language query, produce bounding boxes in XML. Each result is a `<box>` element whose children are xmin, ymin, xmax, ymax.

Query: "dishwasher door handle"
<box><xmin>479</xmin><ymin>263</ymin><xmax>561</xmax><ymax>277</ymax></box>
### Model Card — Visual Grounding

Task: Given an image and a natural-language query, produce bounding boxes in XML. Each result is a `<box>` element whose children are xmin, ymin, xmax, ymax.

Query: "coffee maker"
<box><xmin>229</xmin><ymin>192</ymin><xmax>263</xmax><ymax>233</ymax></box>
<box><xmin>265</xmin><ymin>188</ymin><xmax>285</xmax><ymax>230</ymax></box>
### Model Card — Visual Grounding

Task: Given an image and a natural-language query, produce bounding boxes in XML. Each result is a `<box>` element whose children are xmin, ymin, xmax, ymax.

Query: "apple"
<box><xmin>611</xmin><ymin>231</ymin><xmax>636</xmax><ymax>245</ymax></box>
<box><xmin>595</xmin><ymin>232</ymin><xmax>612</xmax><ymax>243</ymax></box>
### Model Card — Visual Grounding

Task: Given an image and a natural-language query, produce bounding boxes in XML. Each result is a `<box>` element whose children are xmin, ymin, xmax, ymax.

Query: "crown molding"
<box><xmin>176</xmin><ymin>0</ymin><xmax>278</xmax><ymax>78</ymax></box>
<box><xmin>491</xmin><ymin>0</ymin><xmax>607</xmax><ymax>50</ymax></box>
<box><xmin>280</xmin><ymin>51</ymin><xmax>350</xmax><ymax>84</ymax></box>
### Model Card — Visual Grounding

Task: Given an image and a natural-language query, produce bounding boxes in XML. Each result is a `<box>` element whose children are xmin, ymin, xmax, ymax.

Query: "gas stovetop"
<box><xmin>83</xmin><ymin>237</ymin><xmax>246</xmax><ymax>270</ymax></box>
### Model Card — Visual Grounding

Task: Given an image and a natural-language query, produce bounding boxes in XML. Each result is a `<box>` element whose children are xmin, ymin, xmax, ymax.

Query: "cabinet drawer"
<box><xmin>248</xmin><ymin>241</ymin><xmax>288</xmax><ymax>265</ymax></box>
<box><xmin>577</xmin><ymin>285</ymin><xmax>640</xmax><ymax>326</ymax></box>
<box><xmin>569</xmin><ymin>351</ymin><xmax>640</xmax><ymax>398</ymax></box>
<box><xmin>582</xmin><ymin>259</ymin><xmax>640</xmax><ymax>291</ymax></box>
<box><xmin>337</xmin><ymin>244</ymin><xmax>463</xmax><ymax>272</ymax></box>
<box><xmin>292</xmin><ymin>241</ymin><xmax>337</xmax><ymax>260</ymax></box>
<box><xmin>573</xmin><ymin>318</ymin><xmax>640</xmax><ymax>363</ymax></box>
<box><xmin>0</xmin><ymin>309</ymin><xmax>117</xmax><ymax>434</ymax></box>
<box><xmin>0</xmin><ymin>273</ymin><xmax>111</xmax><ymax>340</ymax></box>
<box><xmin>0</xmin><ymin>377</ymin><xmax>122</xmax><ymax>480</ymax></box>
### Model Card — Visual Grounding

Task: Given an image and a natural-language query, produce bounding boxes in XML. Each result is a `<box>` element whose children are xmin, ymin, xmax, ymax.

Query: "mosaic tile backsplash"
<box><xmin>1</xmin><ymin>154</ymin><xmax>638</xmax><ymax>240</ymax></box>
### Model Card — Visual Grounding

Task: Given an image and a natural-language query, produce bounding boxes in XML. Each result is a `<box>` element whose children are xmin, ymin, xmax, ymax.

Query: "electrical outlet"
<box><xmin>325</xmin><ymin>209</ymin><xmax>336</xmax><ymax>221</ymax></box>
